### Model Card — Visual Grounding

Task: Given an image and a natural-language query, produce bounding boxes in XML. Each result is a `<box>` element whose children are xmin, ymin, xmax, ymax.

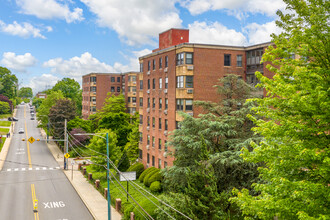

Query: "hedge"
<box><xmin>146</xmin><ymin>171</ymin><xmax>162</xmax><ymax>187</ymax></box>
<box><xmin>143</xmin><ymin>169</ymin><xmax>159</xmax><ymax>187</ymax></box>
<box><xmin>139</xmin><ymin>167</ymin><xmax>156</xmax><ymax>182</ymax></box>
<box><xmin>150</xmin><ymin>181</ymin><xmax>162</xmax><ymax>193</ymax></box>
<box><xmin>127</xmin><ymin>163</ymin><xmax>145</xmax><ymax>178</ymax></box>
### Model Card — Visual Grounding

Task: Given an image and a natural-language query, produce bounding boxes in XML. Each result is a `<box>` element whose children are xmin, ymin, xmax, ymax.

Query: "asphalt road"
<box><xmin>0</xmin><ymin>104</ymin><xmax>93</xmax><ymax>220</ymax></box>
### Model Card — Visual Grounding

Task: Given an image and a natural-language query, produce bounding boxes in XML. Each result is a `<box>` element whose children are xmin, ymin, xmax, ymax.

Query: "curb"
<box><xmin>0</xmin><ymin>110</ymin><xmax>16</xmax><ymax>171</ymax></box>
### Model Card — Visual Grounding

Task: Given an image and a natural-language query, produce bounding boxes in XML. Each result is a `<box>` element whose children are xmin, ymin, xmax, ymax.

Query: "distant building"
<box><xmin>36</xmin><ymin>92</ymin><xmax>47</xmax><ymax>99</ymax></box>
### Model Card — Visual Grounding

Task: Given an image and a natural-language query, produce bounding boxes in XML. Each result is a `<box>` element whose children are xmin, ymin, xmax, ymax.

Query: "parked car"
<box><xmin>31</xmin><ymin>117</ymin><xmax>34</xmax><ymax>120</ymax></box>
<box><xmin>18</xmin><ymin>128</ymin><xmax>24</xmax><ymax>134</ymax></box>
<box><xmin>8</xmin><ymin>117</ymin><xmax>18</xmax><ymax>121</ymax></box>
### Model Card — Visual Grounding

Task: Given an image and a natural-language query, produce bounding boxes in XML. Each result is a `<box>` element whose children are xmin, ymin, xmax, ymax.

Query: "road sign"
<box><xmin>28</xmin><ymin>136</ymin><xmax>35</xmax><ymax>144</ymax></box>
<box><xmin>64</xmin><ymin>153</ymin><xmax>70</xmax><ymax>159</ymax></box>
<box><xmin>119</xmin><ymin>171</ymin><xmax>136</xmax><ymax>181</ymax></box>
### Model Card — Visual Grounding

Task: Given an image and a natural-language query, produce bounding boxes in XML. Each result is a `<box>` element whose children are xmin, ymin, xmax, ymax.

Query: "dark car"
<box><xmin>31</xmin><ymin>117</ymin><xmax>34</xmax><ymax>120</ymax></box>
<box><xmin>8</xmin><ymin>117</ymin><xmax>18</xmax><ymax>121</ymax></box>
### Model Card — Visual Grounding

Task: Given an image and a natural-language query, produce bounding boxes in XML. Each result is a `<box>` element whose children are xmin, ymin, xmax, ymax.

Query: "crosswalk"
<box><xmin>4</xmin><ymin>167</ymin><xmax>61</xmax><ymax>172</ymax></box>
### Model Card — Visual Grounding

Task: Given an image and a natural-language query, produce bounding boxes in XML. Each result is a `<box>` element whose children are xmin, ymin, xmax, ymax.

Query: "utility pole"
<box><xmin>64</xmin><ymin>119</ymin><xmax>67</xmax><ymax>170</ymax></box>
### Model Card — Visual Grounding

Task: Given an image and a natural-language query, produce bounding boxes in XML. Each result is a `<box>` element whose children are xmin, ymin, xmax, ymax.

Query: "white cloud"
<box><xmin>0</xmin><ymin>20</ymin><xmax>46</xmax><ymax>39</ymax></box>
<box><xmin>1</xmin><ymin>52</ymin><xmax>37</xmax><ymax>72</ymax></box>
<box><xmin>27</xmin><ymin>73</ymin><xmax>60</xmax><ymax>94</ymax></box>
<box><xmin>16</xmin><ymin>0</ymin><xmax>83</xmax><ymax>23</ymax></box>
<box><xmin>181</xmin><ymin>0</ymin><xmax>286</xmax><ymax>19</ymax></box>
<box><xmin>81</xmin><ymin>0</ymin><xmax>182</xmax><ymax>45</ymax></box>
<box><xmin>189</xmin><ymin>21</ymin><xmax>247</xmax><ymax>46</ymax></box>
<box><xmin>244</xmin><ymin>21</ymin><xmax>282</xmax><ymax>45</ymax></box>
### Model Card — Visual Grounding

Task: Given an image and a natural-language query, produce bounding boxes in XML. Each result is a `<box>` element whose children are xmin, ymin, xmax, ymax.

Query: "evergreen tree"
<box><xmin>231</xmin><ymin>0</ymin><xmax>330</xmax><ymax>219</ymax></box>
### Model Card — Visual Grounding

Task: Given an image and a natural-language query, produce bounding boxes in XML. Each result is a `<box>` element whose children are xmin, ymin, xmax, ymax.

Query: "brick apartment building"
<box><xmin>138</xmin><ymin>28</ymin><xmax>273</xmax><ymax>169</ymax></box>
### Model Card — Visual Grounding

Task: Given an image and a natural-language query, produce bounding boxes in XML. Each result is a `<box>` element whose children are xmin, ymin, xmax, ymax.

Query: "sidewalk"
<box><xmin>41</xmin><ymin>129</ymin><xmax>122</xmax><ymax>220</ymax></box>
<box><xmin>0</xmin><ymin>110</ymin><xmax>16</xmax><ymax>171</ymax></box>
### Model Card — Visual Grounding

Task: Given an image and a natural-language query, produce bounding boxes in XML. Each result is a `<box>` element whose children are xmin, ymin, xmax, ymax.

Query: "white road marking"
<box><xmin>29</xmin><ymin>168</ymin><xmax>32</xmax><ymax>170</ymax></box>
<box><xmin>14</xmin><ymin>168</ymin><xmax>18</xmax><ymax>171</ymax></box>
<box><xmin>5</xmin><ymin>167</ymin><xmax>61</xmax><ymax>172</ymax></box>
<box><xmin>22</xmin><ymin>168</ymin><xmax>26</xmax><ymax>171</ymax></box>
<box><xmin>43</xmin><ymin>167</ymin><xmax>47</xmax><ymax>170</ymax></box>
<box><xmin>36</xmin><ymin>168</ymin><xmax>40</xmax><ymax>170</ymax></box>
<box><xmin>7</xmin><ymin>169</ymin><xmax>11</xmax><ymax>171</ymax></box>
<box><xmin>43</xmin><ymin>201</ymin><xmax>66</xmax><ymax>209</ymax></box>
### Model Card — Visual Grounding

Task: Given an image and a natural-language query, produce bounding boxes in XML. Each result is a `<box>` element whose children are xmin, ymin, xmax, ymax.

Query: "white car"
<box><xmin>18</xmin><ymin>128</ymin><xmax>24</xmax><ymax>134</ymax></box>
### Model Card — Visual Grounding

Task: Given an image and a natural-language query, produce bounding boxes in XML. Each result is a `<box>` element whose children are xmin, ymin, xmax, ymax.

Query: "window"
<box><xmin>90</xmin><ymin>96</ymin><xmax>96</xmax><ymax>102</ymax></box>
<box><xmin>165</xmin><ymin>119</ymin><xmax>168</xmax><ymax>130</ymax></box>
<box><xmin>90</xmin><ymin>76</ymin><xmax>96</xmax><ymax>82</ymax></box>
<box><xmin>176</xmin><ymin>53</ymin><xmax>184</xmax><ymax>65</ymax></box>
<box><xmin>159</xmin><ymin>78</ymin><xmax>162</xmax><ymax>89</ymax></box>
<box><xmin>152</xmin><ymin>156</ymin><xmax>155</xmax><ymax>166</ymax></box>
<box><xmin>90</xmin><ymin>86</ymin><xmax>96</xmax><ymax>92</ymax></box>
<box><xmin>237</xmin><ymin>55</ymin><xmax>242</xmax><ymax>67</ymax></box>
<box><xmin>139</xmin><ymin>132</ymin><xmax>143</xmax><ymax>142</ymax></box>
<box><xmin>224</xmin><ymin>54</ymin><xmax>231</xmax><ymax>66</ymax></box>
<box><xmin>158</xmin><ymin>159</ymin><xmax>162</xmax><ymax>169</ymax></box>
<box><xmin>147</xmin><ymin>79</ymin><xmax>150</xmax><ymax>89</ymax></box>
<box><xmin>159</xmin><ymin>98</ymin><xmax>162</xmax><ymax>109</ymax></box>
<box><xmin>152</xmin><ymin>136</ymin><xmax>155</xmax><ymax>147</ymax></box>
<box><xmin>152</xmin><ymin>117</ymin><xmax>155</xmax><ymax>128</ymax></box>
<box><xmin>131</xmin><ymin>86</ymin><xmax>136</xmax><ymax>92</ymax></box>
<box><xmin>147</xmin><ymin>135</ymin><xmax>150</xmax><ymax>144</ymax></box>
<box><xmin>147</xmin><ymin>153</ymin><xmax>149</xmax><ymax>163</ymax></box>
<box><xmin>152</xmin><ymin>98</ymin><xmax>155</xmax><ymax>108</ymax></box>
<box><xmin>139</xmin><ymin>115</ymin><xmax>143</xmax><ymax>125</ymax></box>
<box><xmin>148</xmin><ymin>61</ymin><xmax>150</xmax><ymax>71</ymax></box>
<box><xmin>140</xmin><ymin>63</ymin><xmax>143</xmax><ymax>72</ymax></box>
<box><xmin>164</xmin><ymin>161</ymin><xmax>167</xmax><ymax>168</ymax></box>
<box><xmin>159</xmin><ymin>118</ymin><xmax>162</xmax><ymax>129</ymax></box>
<box><xmin>158</xmin><ymin>139</ymin><xmax>162</xmax><ymax>150</ymax></box>
<box><xmin>117</xmin><ymin>77</ymin><xmax>120</xmax><ymax>82</ymax></box>
<box><xmin>147</xmin><ymin>98</ymin><xmax>150</xmax><ymax>108</ymax></box>
<box><xmin>186</xmin><ymin>53</ymin><xmax>193</xmax><ymax>64</ymax></box>
<box><xmin>165</xmin><ymin>56</ymin><xmax>168</xmax><ymax>67</ymax></box>
<box><xmin>165</xmin><ymin>98</ymin><xmax>168</xmax><ymax>109</ymax></box>
<box><xmin>139</xmin><ymin>97</ymin><xmax>143</xmax><ymax>107</ymax></box>
<box><xmin>165</xmin><ymin>140</ymin><xmax>167</xmax><ymax>151</ymax></box>
<box><xmin>185</xmin><ymin>99</ymin><xmax>193</xmax><ymax>111</ymax></box>
<box><xmin>90</xmin><ymin>106</ymin><xmax>96</xmax><ymax>112</ymax></box>
<box><xmin>152</xmin><ymin>59</ymin><xmax>155</xmax><ymax>70</ymax></box>
<box><xmin>177</xmin><ymin>76</ymin><xmax>184</xmax><ymax>88</ymax></box>
<box><xmin>111</xmin><ymin>87</ymin><xmax>115</xmax><ymax>92</ymax></box>
<box><xmin>147</xmin><ymin>116</ymin><xmax>150</xmax><ymax>126</ymax></box>
<box><xmin>176</xmin><ymin>121</ymin><xmax>181</xmax><ymax>129</ymax></box>
<box><xmin>159</xmin><ymin>57</ymin><xmax>162</xmax><ymax>69</ymax></box>
<box><xmin>176</xmin><ymin>99</ymin><xmax>184</xmax><ymax>111</ymax></box>
<box><xmin>185</xmin><ymin>76</ymin><xmax>193</xmax><ymax>88</ymax></box>
<box><xmin>128</xmin><ymin>97</ymin><xmax>131</xmax><ymax>103</ymax></box>
<box><xmin>111</xmin><ymin>77</ymin><xmax>115</xmax><ymax>82</ymax></box>
<box><xmin>117</xmin><ymin>87</ymin><xmax>120</xmax><ymax>92</ymax></box>
<box><xmin>138</xmin><ymin>150</ymin><xmax>142</xmax><ymax>159</ymax></box>
<box><xmin>132</xmin><ymin>97</ymin><xmax>136</xmax><ymax>103</ymax></box>
<box><xmin>140</xmin><ymin>80</ymin><xmax>143</xmax><ymax>89</ymax></box>
<box><xmin>165</xmin><ymin>77</ymin><xmax>168</xmax><ymax>89</ymax></box>
<box><xmin>152</xmin><ymin>78</ymin><xmax>155</xmax><ymax>89</ymax></box>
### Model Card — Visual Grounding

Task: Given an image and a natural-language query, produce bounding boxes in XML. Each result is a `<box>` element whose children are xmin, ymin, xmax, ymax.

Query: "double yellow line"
<box><xmin>31</xmin><ymin>184</ymin><xmax>39</xmax><ymax>220</ymax></box>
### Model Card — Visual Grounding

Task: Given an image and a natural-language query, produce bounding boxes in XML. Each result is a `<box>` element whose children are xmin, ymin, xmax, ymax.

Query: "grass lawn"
<box><xmin>85</xmin><ymin>165</ymin><xmax>161</xmax><ymax>219</ymax></box>
<box><xmin>0</xmin><ymin>121</ymin><xmax>11</xmax><ymax>127</ymax></box>
<box><xmin>0</xmin><ymin>137</ymin><xmax>6</xmax><ymax>152</ymax></box>
<box><xmin>0</xmin><ymin>128</ymin><xmax>10</xmax><ymax>135</ymax></box>
<box><xmin>0</xmin><ymin>114</ymin><xmax>11</xmax><ymax>119</ymax></box>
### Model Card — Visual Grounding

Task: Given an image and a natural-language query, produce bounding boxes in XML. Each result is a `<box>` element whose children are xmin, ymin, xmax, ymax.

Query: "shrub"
<box><xmin>143</xmin><ymin>169</ymin><xmax>159</xmax><ymax>187</ymax></box>
<box><xmin>150</xmin><ymin>181</ymin><xmax>162</xmax><ymax>193</ymax></box>
<box><xmin>127</xmin><ymin>163</ymin><xmax>144</xmax><ymax>178</ymax></box>
<box><xmin>139</xmin><ymin>167</ymin><xmax>156</xmax><ymax>182</ymax></box>
<box><xmin>147</xmin><ymin>171</ymin><xmax>162</xmax><ymax>187</ymax></box>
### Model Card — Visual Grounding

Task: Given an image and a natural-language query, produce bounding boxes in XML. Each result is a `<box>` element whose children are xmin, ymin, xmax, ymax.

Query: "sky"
<box><xmin>0</xmin><ymin>0</ymin><xmax>286</xmax><ymax>94</ymax></box>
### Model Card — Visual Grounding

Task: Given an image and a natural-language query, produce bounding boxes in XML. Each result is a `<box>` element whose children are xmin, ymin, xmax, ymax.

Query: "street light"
<box><xmin>74</xmin><ymin>132</ymin><xmax>111</xmax><ymax>220</ymax></box>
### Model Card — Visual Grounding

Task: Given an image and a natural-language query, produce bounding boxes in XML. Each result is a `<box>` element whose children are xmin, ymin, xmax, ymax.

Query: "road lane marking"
<box><xmin>25</xmin><ymin>121</ymin><xmax>32</xmax><ymax>168</ymax></box>
<box><xmin>43</xmin><ymin>201</ymin><xmax>66</xmax><ymax>209</ymax></box>
<box><xmin>22</xmin><ymin>168</ymin><xmax>26</xmax><ymax>171</ymax></box>
<box><xmin>29</xmin><ymin>168</ymin><xmax>32</xmax><ymax>170</ymax></box>
<box><xmin>5</xmin><ymin>167</ymin><xmax>61</xmax><ymax>172</ymax></box>
<box><xmin>36</xmin><ymin>168</ymin><xmax>40</xmax><ymax>170</ymax></box>
<box><xmin>7</xmin><ymin>168</ymin><xmax>11</xmax><ymax>171</ymax></box>
<box><xmin>31</xmin><ymin>184</ymin><xmax>40</xmax><ymax>220</ymax></box>
<box><xmin>14</xmin><ymin>168</ymin><xmax>18</xmax><ymax>171</ymax></box>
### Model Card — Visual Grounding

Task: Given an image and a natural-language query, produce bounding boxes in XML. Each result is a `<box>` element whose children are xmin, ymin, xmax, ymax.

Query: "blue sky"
<box><xmin>0</xmin><ymin>0</ymin><xmax>285</xmax><ymax>93</ymax></box>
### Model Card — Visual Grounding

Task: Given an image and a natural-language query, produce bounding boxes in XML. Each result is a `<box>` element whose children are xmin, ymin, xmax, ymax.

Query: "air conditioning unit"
<box><xmin>132</xmin><ymin>103</ymin><xmax>136</xmax><ymax>106</ymax></box>
<box><xmin>164</xmin><ymin>67</ymin><xmax>168</xmax><ymax>73</ymax></box>
<box><xmin>146</xmin><ymin>163</ymin><xmax>149</xmax><ymax>168</ymax></box>
<box><xmin>187</xmin><ymin>89</ymin><xmax>193</xmax><ymax>94</ymax></box>
<box><xmin>188</xmin><ymin>112</ymin><xmax>193</xmax><ymax>116</ymax></box>
<box><xmin>163</xmin><ymin>152</ymin><xmax>167</xmax><ymax>158</ymax></box>
<box><xmin>147</xmin><ymin>71</ymin><xmax>150</xmax><ymax>75</ymax></box>
<box><xmin>164</xmin><ymin>131</ymin><xmax>168</xmax><ymax>136</ymax></box>
<box><xmin>93</xmin><ymin>92</ymin><xmax>96</xmax><ymax>95</ymax></box>
<box><xmin>147</xmin><ymin>90</ymin><xmax>150</xmax><ymax>94</ymax></box>
<box><xmin>187</xmin><ymin>65</ymin><xmax>194</xmax><ymax>70</ymax></box>
<box><xmin>164</xmin><ymin>110</ymin><xmax>168</xmax><ymax>115</ymax></box>
<box><xmin>164</xmin><ymin>89</ymin><xmax>168</xmax><ymax>94</ymax></box>
<box><xmin>147</xmin><ymin>126</ymin><xmax>150</xmax><ymax>130</ymax></box>
<box><xmin>133</xmin><ymin>92</ymin><xmax>136</xmax><ymax>95</ymax></box>
<box><xmin>133</xmin><ymin>82</ymin><xmax>136</xmax><ymax>85</ymax></box>
<box><xmin>147</xmin><ymin>108</ymin><xmax>150</xmax><ymax>113</ymax></box>
<box><xmin>146</xmin><ymin>145</ymin><xmax>150</xmax><ymax>150</ymax></box>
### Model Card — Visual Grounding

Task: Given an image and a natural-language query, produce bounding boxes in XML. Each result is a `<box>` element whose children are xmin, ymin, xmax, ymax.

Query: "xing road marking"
<box><xmin>25</xmin><ymin>121</ymin><xmax>32</xmax><ymax>168</ymax></box>
<box><xmin>6</xmin><ymin>167</ymin><xmax>60</xmax><ymax>172</ymax></box>
<box><xmin>31</xmin><ymin>184</ymin><xmax>40</xmax><ymax>220</ymax></box>
<box><xmin>43</xmin><ymin>201</ymin><xmax>66</xmax><ymax>209</ymax></box>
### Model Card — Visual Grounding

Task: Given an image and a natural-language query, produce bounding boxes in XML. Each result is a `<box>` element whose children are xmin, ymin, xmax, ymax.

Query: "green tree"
<box><xmin>18</xmin><ymin>87</ymin><xmax>33</xmax><ymax>98</ymax></box>
<box><xmin>32</xmin><ymin>97</ymin><xmax>43</xmax><ymax>110</ymax></box>
<box><xmin>0</xmin><ymin>101</ymin><xmax>10</xmax><ymax>114</ymax></box>
<box><xmin>231</xmin><ymin>0</ymin><xmax>330</xmax><ymax>219</ymax></box>
<box><xmin>0</xmin><ymin>67</ymin><xmax>18</xmax><ymax>99</ymax></box>
<box><xmin>48</xmin><ymin>98</ymin><xmax>76</xmax><ymax>142</ymax></box>
<box><xmin>67</xmin><ymin>116</ymin><xmax>93</xmax><ymax>133</ymax></box>
<box><xmin>51</xmin><ymin>78</ymin><xmax>82</xmax><ymax>116</ymax></box>
<box><xmin>37</xmin><ymin>91</ymin><xmax>64</xmax><ymax>129</ymax></box>
<box><xmin>123</xmin><ymin>113</ymin><xmax>140</xmax><ymax>164</ymax></box>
